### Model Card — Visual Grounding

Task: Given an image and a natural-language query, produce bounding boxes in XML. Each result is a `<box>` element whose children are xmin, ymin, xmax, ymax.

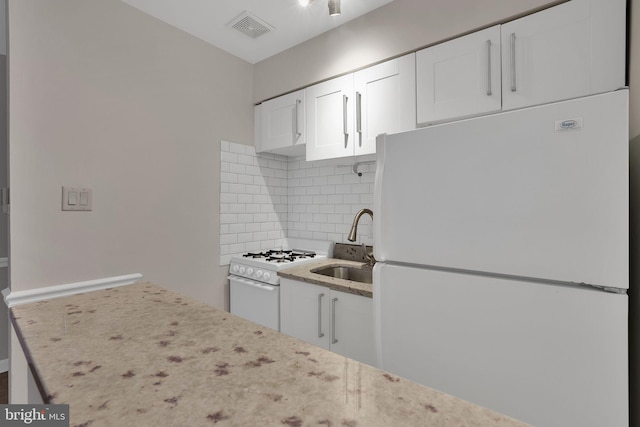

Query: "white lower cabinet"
<box><xmin>280</xmin><ymin>277</ymin><xmax>376</xmax><ymax>367</ymax></box>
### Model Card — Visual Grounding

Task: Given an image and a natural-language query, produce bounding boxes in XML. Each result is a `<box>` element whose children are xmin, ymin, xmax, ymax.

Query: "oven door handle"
<box><xmin>228</xmin><ymin>276</ymin><xmax>277</xmax><ymax>292</ymax></box>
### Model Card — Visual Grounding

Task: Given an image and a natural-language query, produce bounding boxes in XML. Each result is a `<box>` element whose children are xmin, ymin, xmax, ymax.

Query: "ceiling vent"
<box><xmin>228</xmin><ymin>11</ymin><xmax>274</xmax><ymax>39</ymax></box>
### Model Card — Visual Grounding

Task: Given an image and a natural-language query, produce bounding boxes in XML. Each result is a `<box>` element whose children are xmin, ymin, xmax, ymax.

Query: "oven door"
<box><xmin>229</xmin><ymin>276</ymin><xmax>280</xmax><ymax>331</ymax></box>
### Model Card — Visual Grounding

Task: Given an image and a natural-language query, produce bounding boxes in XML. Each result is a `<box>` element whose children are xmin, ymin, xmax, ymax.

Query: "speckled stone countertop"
<box><xmin>10</xmin><ymin>282</ymin><xmax>528</xmax><ymax>427</ymax></box>
<box><xmin>278</xmin><ymin>259</ymin><xmax>373</xmax><ymax>298</ymax></box>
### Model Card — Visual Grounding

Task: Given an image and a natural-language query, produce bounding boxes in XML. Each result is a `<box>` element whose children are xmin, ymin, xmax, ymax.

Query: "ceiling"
<box><xmin>121</xmin><ymin>0</ymin><xmax>394</xmax><ymax>64</ymax></box>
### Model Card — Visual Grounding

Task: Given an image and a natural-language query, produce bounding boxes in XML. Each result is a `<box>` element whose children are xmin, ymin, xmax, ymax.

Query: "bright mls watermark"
<box><xmin>0</xmin><ymin>405</ymin><xmax>69</xmax><ymax>426</ymax></box>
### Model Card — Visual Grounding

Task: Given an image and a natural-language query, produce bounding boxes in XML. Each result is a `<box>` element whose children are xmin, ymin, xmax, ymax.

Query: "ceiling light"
<box><xmin>328</xmin><ymin>0</ymin><xmax>341</xmax><ymax>16</ymax></box>
<box><xmin>299</xmin><ymin>0</ymin><xmax>312</xmax><ymax>6</ymax></box>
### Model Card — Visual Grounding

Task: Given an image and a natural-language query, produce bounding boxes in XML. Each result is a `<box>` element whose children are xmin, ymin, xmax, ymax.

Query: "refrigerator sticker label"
<box><xmin>555</xmin><ymin>118</ymin><xmax>583</xmax><ymax>132</ymax></box>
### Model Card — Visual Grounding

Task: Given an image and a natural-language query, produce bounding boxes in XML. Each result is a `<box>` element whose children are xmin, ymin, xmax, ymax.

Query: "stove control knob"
<box><xmin>246</xmin><ymin>267</ymin><xmax>254</xmax><ymax>276</ymax></box>
<box><xmin>255</xmin><ymin>270</ymin><xmax>263</xmax><ymax>279</ymax></box>
<box><xmin>239</xmin><ymin>266</ymin><xmax>246</xmax><ymax>275</ymax></box>
<box><xmin>262</xmin><ymin>272</ymin><xmax>271</xmax><ymax>282</ymax></box>
<box><xmin>231</xmin><ymin>264</ymin><xmax>239</xmax><ymax>273</ymax></box>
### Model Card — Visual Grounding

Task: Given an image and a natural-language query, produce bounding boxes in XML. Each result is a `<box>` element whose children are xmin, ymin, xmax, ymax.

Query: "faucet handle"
<box><xmin>361</xmin><ymin>243</ymin><xmax>376</xmax><ymax>267</ymax></box>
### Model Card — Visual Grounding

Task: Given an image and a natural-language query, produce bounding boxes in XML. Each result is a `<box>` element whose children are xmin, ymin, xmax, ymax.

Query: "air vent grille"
<box><xmin>229</xmin><ymin>11</ymin><xmax>274</xmax><ymax>39</ymax></box>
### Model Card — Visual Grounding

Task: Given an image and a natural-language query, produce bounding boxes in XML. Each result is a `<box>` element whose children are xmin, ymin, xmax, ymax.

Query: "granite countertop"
<box><xmin>278</xmin><ymin>259</ymin><xmax>373</xmax><ymax>298</ymax></box>
<box><xmin>10</xmin><ymin>282</ymin><xmax>528</xmax><ymax>427</ymax></box>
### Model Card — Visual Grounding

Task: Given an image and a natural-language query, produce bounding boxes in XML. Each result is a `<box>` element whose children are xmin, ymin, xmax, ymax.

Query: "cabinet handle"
<box><xmin>356</xmin><ymin>91</ymin><xmax>362</xmax><ymax>146</ymax></box>
<box><xmin>510</xmin><ymin>33</ymin><xmax>517</xmax><ymax>92</ymax></box>
<box><xmin>318</xmin><ymin>293</ymin><xmax>325</xmax><ymax>338</ymax></box>
<box><xmin>343</xmin><ymin>94</ymin><xmax>349</xmax><ymax>149</ymax></box>
<box><xmin>486</xmin><ymin>40</ymin><xmax>492</xmax><ymax>96</ymax></box>
<box><xmin>331</xmin><ymin>297</ymin><xmax>338</xmax><ymax>344</ymax></box>
<box><xmin>294</xmin><ymin>99</ymin><xmax>302</xmax><ymax>138</ymax></box>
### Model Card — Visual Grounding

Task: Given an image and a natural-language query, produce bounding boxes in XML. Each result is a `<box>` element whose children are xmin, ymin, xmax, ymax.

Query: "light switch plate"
<box><xmin>62</xmin><ymin>186</ymin><xmax>92</xmax><ymax>211</ymax></box>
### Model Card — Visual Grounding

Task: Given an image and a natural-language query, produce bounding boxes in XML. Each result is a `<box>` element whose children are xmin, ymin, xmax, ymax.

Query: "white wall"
<box><xmin>253</xmin><ymin>0</ymin><xmax>562</xmax><ymax>102</ymax></box>
<box><xmin>7</xmin><ymin>0</ymin><xmax>254</xmax><ymax>309</ymax></box>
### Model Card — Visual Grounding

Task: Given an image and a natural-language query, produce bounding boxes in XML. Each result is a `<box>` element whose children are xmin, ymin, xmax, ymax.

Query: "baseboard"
<box><xmin>2</xmin><ymin>273</ymin><xmax>143</xmax><ymax>308</ymax></box>
<box><xmin>0</xmin><ymin>359</ymin><xmax>7</xmax><ymax>373</ymax></box>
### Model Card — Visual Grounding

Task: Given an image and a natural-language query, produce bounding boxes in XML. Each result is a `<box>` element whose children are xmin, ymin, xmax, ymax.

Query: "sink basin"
<box><xmin>311</xmin><ymin>265</ymin><xmax>372</xmax><ymax>284</ymax></box>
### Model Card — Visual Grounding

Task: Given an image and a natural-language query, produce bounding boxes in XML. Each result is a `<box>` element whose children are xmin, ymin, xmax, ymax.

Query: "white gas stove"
<box><xmin>230</xmin><ymin>249</ymin><xmax>323</xmax><ymax>285</ymax></box>
<box><xmin>228</xmin><ymin>238</ymin><xmax>333</xmax><ymax>331</ymax></box>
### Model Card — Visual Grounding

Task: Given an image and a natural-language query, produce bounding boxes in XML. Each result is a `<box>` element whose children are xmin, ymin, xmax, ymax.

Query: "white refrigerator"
<box><xmin>373</xmin><ymin>90</ymin><xmax>628</xmax><ymax>427</ymax></box>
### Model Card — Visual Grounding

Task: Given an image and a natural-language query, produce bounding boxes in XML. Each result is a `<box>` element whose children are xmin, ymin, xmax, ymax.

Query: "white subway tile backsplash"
<box><xmin>220</xmin><ymin>213</ymin><xmax>237</xmax><ymax>224</ymax></box>
<box><xmin>229</xmin><ymin>184</ymin><xmax>246</xmax><ymax>193</ymax></box>
<box><xmin>220</xmin><ymin>234</ymin><xmax>238</xmax><ymax>245</ymax></box>
<box><xmin>229</xmin><ymin>223</ymin><xmax>246</xmax><ymax>233</ymax></box>
<box><xmin>221</xmin><ymin>172</ymin><xmax>238</xmax><ymax>184</ymax></box>
<box><xmin>246</xmin><ymin>223</ymin><xmax>261</xmax><ymax>233</ymax></box>
<box><xmin>237</xmin><ymin>233</ymin><xmax>254</xmax><ymax>243</ymax></box>
<box><xmin>238</xmin><ymin>174</ymin><xmax>254</xmax><ymax>185</ymax></box>
<box><xmin>229</xmin><ymin>143</ymin><xmax>248</xmax><ymax>154</ymax></box>
<box><xmin>238</xmin><ymin>154</ymin><xmax>255</xmax><ymax>166</ymax></box>
<box><xmin>220</xmin><ymin>142</ymin><xmax>375</xmax><ymax>265</ymax></box>
<box><xmin>219</xmin><ymin>141</ymin><xmax>289</xmax><ymax>265</ymax></box>
<box><xmin>229</xmin><ymin>163</ymin><xmax>246</xmax><ymax>174</ymax></box>
<box><xmin>221</xmin><ymin>151</ymin><xmax>237</xmax><ymax>163</ymax></box>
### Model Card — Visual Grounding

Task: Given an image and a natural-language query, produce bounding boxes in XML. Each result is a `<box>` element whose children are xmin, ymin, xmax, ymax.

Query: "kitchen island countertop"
<box><xmin>10</xmin><ymin>282</ymin><xmax>529</xmax><ymax>426</ymax></box>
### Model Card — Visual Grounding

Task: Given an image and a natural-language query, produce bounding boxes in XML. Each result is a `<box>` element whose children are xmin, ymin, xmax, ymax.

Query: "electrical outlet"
<box><xmin>62</xmin><ymin>186</ymin><xmax>92</xmax><ymax>211</ymax></box>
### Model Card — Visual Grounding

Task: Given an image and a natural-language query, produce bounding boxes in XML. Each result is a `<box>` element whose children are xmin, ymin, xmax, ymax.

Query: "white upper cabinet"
<box><xmin>417</xmin><ymin>0</ymin><xmax>626</xmax><ymax>125</ymax></box>
<box><xmin>260</xmin><ymin>0</ymin><xmax>626</xmax><ymax>154</ymax></box>
<box><xmin>417</xmin><ymin>25</ymin><xmax>502</xmax><ymax>125</ymax></box>
<box><xmin>307</xmin><ymin>54</ymin><xmax>416</xmax><ymax>161</ymax></box>
<box><xmin>255</xmin><ymin>89</ymin><xmax>305</xmax><ymax>156</ymax></box>
<box><xmin>305</xmin><ymin>74</ymin><xmax>354</xmax><ymax>162</ymax></box>
<box><xmin>501</xmin><ymin>0</ymin><xmax>626</xmax><ymax>111</ymax></box>
<box><xmin>354</xmin><ymin>54</ymin><xmax>416</xmax><ymax>156</ymax></box>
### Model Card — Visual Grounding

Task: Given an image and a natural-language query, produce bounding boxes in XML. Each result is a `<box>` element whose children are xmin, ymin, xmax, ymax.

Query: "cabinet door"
<box><xmin>330</xmin><ymin>289</ymin><xmax>376</xmax><ymax>367</ymax></box>
<box><xmin>305</xmin><ymin>74</ymin><xmax>354</xmax><ymax>161</ymax></box>
<box><xmin>354</xmin><ymin>54</ymin><xmax>416</xmax><ymax>155</ymax></box>
<box><xmin>280</xmin><ymin>278</ymin><xmax>330</xmax><ymax>349</ymax></box>
<box><xmin>501</xmin><ymin>0</ymin><xmax>626</xmax><ymax>111</ymax></box>
<box><xmin>417</xmin><ymin>26</ymin><xmax>501</xmax><ymax>125</ymax></box>
<box><xmin>256</xmin><ymin>89</ymin><xmax>305</xmax><ymax>156</ymax></box>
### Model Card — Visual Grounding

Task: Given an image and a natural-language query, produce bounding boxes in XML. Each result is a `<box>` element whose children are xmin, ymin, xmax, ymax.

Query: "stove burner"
<box><xmin>266</xmin><ymin>256</ymin><xmax>294</xmax><ymax>263</ymax></box>
<box><xmin>242</xmin><ymin>249</ymin><xmax>317</xmax><ymax>262</ymax></box>
<box><xmin>243</xmin><ymin>252</ymin><xmax>266</xmax><ymax>258</ymax></box>
<box><xmin>291</xmin><ymin>251</ymin><xmax>316</xmax><ymax>259</ymax></box>
<box><xmin>265</xmin><ymin>249</ymin><xmax>292</xmax><ymax>257</ymax></box>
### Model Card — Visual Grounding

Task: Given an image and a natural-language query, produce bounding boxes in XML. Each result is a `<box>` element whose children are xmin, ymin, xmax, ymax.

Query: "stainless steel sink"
<box><xmin>311</xmin><ymin>265</ymin><xmax>372</xmax><ymax>284</ymax></box>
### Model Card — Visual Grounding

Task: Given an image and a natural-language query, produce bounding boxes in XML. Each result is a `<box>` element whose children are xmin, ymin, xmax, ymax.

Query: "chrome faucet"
<box><xmin>348</xmin><ymin>208</ymin><xmax>376</xmax><ymax>266</ymax></box>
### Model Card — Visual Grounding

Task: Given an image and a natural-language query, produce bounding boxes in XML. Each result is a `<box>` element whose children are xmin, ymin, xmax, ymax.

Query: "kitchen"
<box><xmin>2</xmin><ymin>0</ymin><xmax>640</xmax><ymax>425</ymax></box>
